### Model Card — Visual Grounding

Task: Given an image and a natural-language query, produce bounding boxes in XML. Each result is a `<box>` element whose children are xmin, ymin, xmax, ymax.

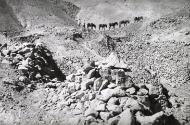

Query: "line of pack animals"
<box><xmin>77</xmin><ymin>16</ymin><xmax>143</xmax><ymax>30</ymax></box>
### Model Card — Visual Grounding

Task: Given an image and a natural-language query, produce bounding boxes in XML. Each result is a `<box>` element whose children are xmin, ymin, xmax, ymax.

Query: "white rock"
<box><xmin>126</xmin><ymin>87</ymin><xmax>136</xmax><ymax>95</ymax></box>
<box><xmin>118</xmin><ymin>108</ymin><xmax>135</xmax><ymax>125</ymax></box>
<box><xmin>95</xmin><ymin>102</ymin><xmax>106</xmax><ymax>111</ymax></box>
<box><xmin>100</xmin><ymin>112</ymin><xmax>112</xmax><ymax>121</ymax></box>
<box><xmin>18</xmin><ymin>76</ymin><xmax>28</xmax><ymax>82</ymax></box>
<box><xmin>87</xmin><ymin>69</ymin><xmax>96</xmax><ymax>79</ymax></box>
<box><xmin>66</xmin><ymin>74</ymin><xmax>75</xmax><ymax>82</ymax></box>
<box><xmin>108</xmin><ymin>83</ymin><xmax>117</xmax><ymax>89</ymax></box>
<box><xmin>84</xmin><ymin>108</ymin><xmax>98</xmax><ymax>117</ymax></box>
<box><xmin>108</xmin><ymin>97</ymin><xmax>119</xmax><ymax>105</ymax></box>
<box><xmin>108</xmin><ymin>116</ymin><xmax>120</xmax><ymax>125</ymax></box>
<box><xmin>123</xmin><ymin>98</ymin><xmax>143</xmax><ymax>111</ymax></box>
<box><xmin>93</xmin><ymin>78</ymin><xmax>103</xmax><ymax>91</ymax></box>
<box><xmin>107</xmin><ymin>104</ymin><xmax>122</xmax><ymax>114</ymax></box>
<box><xmin>81</xmin><ymin>78</ymin><xmax>95</xmax><ymax>90</ymax></box>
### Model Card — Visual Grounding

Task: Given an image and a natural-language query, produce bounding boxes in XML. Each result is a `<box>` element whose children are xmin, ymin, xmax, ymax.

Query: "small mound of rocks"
<box><xmin>0</xmin><ymin>41</ymin><xmax>65</xmax><ymax>84</ymax></box>
<box><xmin>55</xmin><ymin>52</ymin><xmax>172</xmax><ymax>125</ymax></box>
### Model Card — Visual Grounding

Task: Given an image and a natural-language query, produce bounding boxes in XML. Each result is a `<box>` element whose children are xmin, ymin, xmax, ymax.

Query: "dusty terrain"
<box><xmin>0</xmin><ymin>0</ymin><xmax>190</xmax><ymax>125</ymax></box>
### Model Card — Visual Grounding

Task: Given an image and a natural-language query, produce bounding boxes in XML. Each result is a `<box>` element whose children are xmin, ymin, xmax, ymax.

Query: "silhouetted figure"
<box><xmin>109</xmin><ymin>22</ymin><xmax>118</xmax><ymax>30</ymax></box>
<box><xmin>134</xmin><ymin>16</ymin><xmax>143</xmax><ymax>22</ymax></box>
<box><xmin>99</xmin><ymin>24</ymin><xmax>107</xmax><ymax>30</ymax></box>
<box><xmin>119</xmin><ymin>20</ymin><xmax>130</xmax><ymax>27</ymax></box>
<box><xmin>87</xmin><ymin>23</ymin><xmax>96</xmax><ymax>30</ymax></box>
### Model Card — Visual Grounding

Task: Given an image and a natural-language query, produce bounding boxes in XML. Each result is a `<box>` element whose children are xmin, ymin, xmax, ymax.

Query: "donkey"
<box><xmin>99</xmin><ymin>24</ymin><xmax>107</xmax><ymax>30</ymax></box>
<box><xmin>109</xmin><ymin>22</ymin><xmax>118</xmax><ymax>30</ymax></box>
<box><xmin>119</xmin><ymin>20</ymin><xmax>130</xmax><ymax>28</ymax></box>
<box><xmin>87</xmin><ymin>23</ymin><xmax>96</xmax><ymax>30</ymax></box>
<box><xmin>134</xmin><ymin>16</ymin><xmax>143</xmax><ymax>22</ymax></box>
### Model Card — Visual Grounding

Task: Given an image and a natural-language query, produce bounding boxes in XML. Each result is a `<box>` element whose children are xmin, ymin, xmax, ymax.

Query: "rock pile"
<box><xmin>0</xmin><ymin>41</ymin><xmax>65</xmax><ymax>83</ymax></box>
<box><xmin>56</xmin><ymin>52</ymin><xmax>171</xmax><ymax>125</ymax></box>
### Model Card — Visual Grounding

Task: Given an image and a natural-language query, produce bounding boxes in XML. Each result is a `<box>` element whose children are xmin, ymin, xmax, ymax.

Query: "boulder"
<box><xmin>85</xmin><ymin>108</ymin><xmax>99</xmax><ymax>118</ymax></box>
<box><xmin>119</xmin><ymin>97</ymin><xmax>129</xmax><ymax>107</ymax></box>
<box><xmin>99</xmin><ymin>87</ymin><xmax>126</xmax><ymax>102</ymax></box>
<box><xmin>18</xmin><ymin>76</ymin><xmax>28</xmax><ymax>83</ymax></box>
<box><xmin>108</xmin><ymin>97</ymin><xmax>120</xmax><ymax>105</ymax></box>
<box><xmin>108</xmin><ymin>83</ymin><xmax>117</xmax><ymax>89</ymax></box>
<box><xmin>85</xmin><ymin>116</ymin><xmax>97</xmax><ymax>125</ymax></box>
<box><xmin>95</xmin><ymin>102</ymin><xmax>106</xmax><ymax>112</ymax></box>
<box><xmin>118</xmin><ymin>108</ymin><xmax>135</xmax><ymax>125</ymax></box>
<box><xmin>123</xmin><ymin>98</ymin><xmax>144</xmax><ymax>111</ymax></box>
<box><xmin>87</xmin><ymin>69</ymin><xmax>96</xmax><ymax>79</ymax></box>
<box><xmin>135</xmin><ymin>111</ymin><xmax>164</xmax><ymax>125</ymax></box>
<box><xmin>137</xmin><ymin>88</ymin><xmax>149</xmax><ymax>96</ymax></box>
<box><xmin>93</xmin><ymin>78</ymin><xmax>103</xmax><ymax>91</ymax></box>
<box><xmin>75</xmin><ymin>91</ymin><xmax>85</xmax><ymax>99</ymax></box>
<box><xmin>89</xmin><ymin>93</ymin><xmax>96</xmax><ymax>101</ymax></box>
<box><xmin>126</xmin><ymin>87</ymin><xmax>136</xmax><ymax>95</ymax></box>
<box><xmin>107</xmin><ymin>104</ymin><xmax>123</xmax><ymax>115</ymax></box>
<box><xmin>99</xmin><ymin>88</ymin><xmax>115</xmax><ymax>102</ymax></box>
<box><xmin>108</xmin><ymin>116</ymin><xmax>120</xmax><ymax>125</ymax></box>
<box><xmin>66</xmin><ymin>74</ymin><xmax>75</xmax><ymax>82</ymax></box>
<box><xmin>81</xmin><ymin>78</ymin><xmax>95</xmax><ymax>90</ymax></box>
<box><xmin>100</xmin><ymin>112</ymin><xmax>112</xmax><ymax>121</ymax></box>
<box><xmin>98</xmin><ymin>79</ymin><xmax>109</xmax><ymax>92</ymax></box>
<box><xmin>90</xmin><ymin>99</ymin><xmax>106</xmax><ymax>112</ymax></box>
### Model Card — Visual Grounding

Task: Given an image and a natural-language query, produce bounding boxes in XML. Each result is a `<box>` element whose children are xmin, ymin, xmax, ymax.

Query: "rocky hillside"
<box><xmin>0</xmin><ymin>0</ymin><xmax>79</xmax><ymax>35</ymax></box>
<box><xmin>0</xmin><ymin>0</ymin><xmax>190</xmax><ymax>125</ymax></box>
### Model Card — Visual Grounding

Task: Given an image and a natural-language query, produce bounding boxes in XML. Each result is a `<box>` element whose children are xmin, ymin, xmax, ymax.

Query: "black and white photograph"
<box><xmin>0</xmin><ymin>0</ymin><xmax>190</xmax><ymax>124</ymax></box>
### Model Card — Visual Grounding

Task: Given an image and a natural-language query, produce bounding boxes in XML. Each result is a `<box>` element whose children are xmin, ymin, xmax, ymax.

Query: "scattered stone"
<box><xmin>107</xmin><ymin>104</ymin><xmax>123</xmax><ymax>115</ymax></box>
<box><xmin>95</xmin><ymin>102</ymin><xmax>106</xmax><ymax>111</ymax></box>
<box><xmin>89</xmin><ymin>93</ymin><xmax>96</xmax><ymax>101</ymax></box>
<box><xmin>108</xmin><ymin>116</ymin><xmax>120</xmax><ymax>125</ymax></box>
<box><xmin>66</xmin><ymin>74</ymin><xmax>75</xmax><ymax>82</ymax></box>
<box><xmin>126</xmin><ymin>87</ymin><xmax>136</xmax><ymax>95</ymax></box>
<box><xmin>118</xmin><ymin>108</ymin><xmax>135</xmax><ymax>125</ymax></box>
<box><xmin>108</xmin><ymin>83</ymin><xmax>117</xmax><ymax>89</ymax></box>
<box><xmin>81</xmin><ymin>78</ymin><xmax>95</xmax><ymax>90</ymax></box>
<box><xmin>135</xmin><ymin>111</ymin><xmax>164</xmax><ymax>125</ymax></box>
<box><xmin>75</xmin><ymin>91</ymin><xmax>85</xmax><ymax>99</ymax></box>
<box><xmin>137</xmin><ymin>88</ymin><xmax>149</xmax><ymax>96</ymax></box>
<box><xmin>84</xmin><ymin>108</ymin><xmax>99</xmax><ymax>117</ymax></box>
<box><xmin>93</xmin><ymin>77</ymin><xmax>103</xmax><ymax>91</ymax></box>
<box><xmin>123</xmin><ymin>98</ymin><xmax>144</xmax><ymax>111</ymax></box>
<box><xmin>99</xmin><ymin>79</ymin><xmax>109</xmax><ymax>92</ymax></box>
<box><xmin>99</xmin><ymin>88</ymin><xmax>114</xmax><ymax>102</ymax></box>
<box><xmin>87</xmin><ymin>69</ymin><xmax>96</xmax><ymax>79</ymax></box>
<box><xmin>100</xmin><ymin>112</ymin><xmax>112</xmax><ymax>121</ymax></box>
<box><xmin>108</xmin><ymin>97</ymin><xmax>120</xmax><ymax>105</ymax></box>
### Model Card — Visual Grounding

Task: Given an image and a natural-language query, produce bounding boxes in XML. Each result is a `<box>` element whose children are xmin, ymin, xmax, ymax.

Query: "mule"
<box><xmin>134</xmin><ymin>16</ymin><xmax>143</xmax><ymax>22</ymax></box>
<box><xmin>99</xmin><ymin>24</ymin><xmax>107</xmax><ymax>30</ymax></box>
<box><xmin>119</xmin><ymin>20</ymin><xmax>130</xmax><ymax>27</ymax></box>
<box><xmin>109</xmin><ymin>22</ymin><xmax>118</xmax><ymax>30</ymax></box>
<box><xmin>87</xmin><ymin>23</ymin><xmax>96</xmax><ymax>30</ymax></box>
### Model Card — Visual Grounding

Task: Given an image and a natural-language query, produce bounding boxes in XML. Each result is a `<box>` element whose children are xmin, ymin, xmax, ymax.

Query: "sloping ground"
<box><xmin>0</xmin><ymin>0</ymin><xmax>79</xmax><ymax>36</ymax></box>
<box><xmin>72</xmin><ymin>0</ymin><xmax>190</xmax><ymax>25</ymax></box>
<box><xmin>7</xmin><ymin>0</ymin><xmax>78</xmax><ymax>28</ymax></box>
<box><xmin>0</xmin><ymin>0</ymin><xmax>23</xmax><ymax>32</ymax></box>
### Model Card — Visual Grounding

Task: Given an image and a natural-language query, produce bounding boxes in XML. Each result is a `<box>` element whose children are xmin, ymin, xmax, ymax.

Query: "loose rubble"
<box><xmin>0</xmin><ymin>41</ymin><xmax>65</xmax><ymax>89</ymax></box>
<box><xmin>47</xmin><ymin>52</ymin><xmax>174</xmax><ymax>125</ymax></box>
